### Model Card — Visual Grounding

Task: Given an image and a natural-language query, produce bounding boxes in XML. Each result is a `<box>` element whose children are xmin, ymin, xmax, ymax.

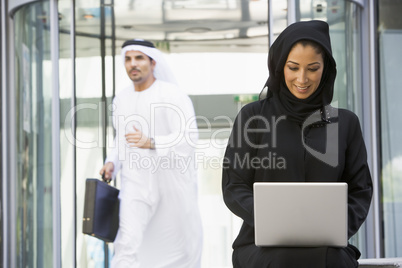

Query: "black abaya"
<box><xmin>222</xmin><ymin>98</ymin><xmax>371</xmax><ymax>268</ymax></box>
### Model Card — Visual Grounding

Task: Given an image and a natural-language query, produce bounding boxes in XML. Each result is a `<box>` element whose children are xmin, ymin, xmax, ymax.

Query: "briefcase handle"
<box><xmin>101</xmin><ymin>172</ymin><xmax>112</xmax><ymax>184</ymax></box>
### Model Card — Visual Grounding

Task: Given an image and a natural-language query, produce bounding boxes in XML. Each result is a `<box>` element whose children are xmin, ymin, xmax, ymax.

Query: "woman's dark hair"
<box><xmin>291</xmin><ymin>39</ymin><xmax>326</xmax><ymax>61</ymax></box>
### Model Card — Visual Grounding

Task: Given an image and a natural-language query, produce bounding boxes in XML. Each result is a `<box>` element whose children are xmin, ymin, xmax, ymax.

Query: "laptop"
<box><xmin>253</xmin><ymin>182</ymin><xmax>348</xmax><ymax>247</ymax></box>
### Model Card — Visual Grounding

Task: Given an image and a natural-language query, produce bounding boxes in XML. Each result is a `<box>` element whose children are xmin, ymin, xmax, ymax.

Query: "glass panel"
<box><xmin>58</xmin><ymin>0</ymin><xmax>76</xmax><ymax>267</ymax></box>
<box><xmin>296</xmin><ymin>0</ymin><xmax>367</xmax><ymax>257</ymax></box>
<box><xmin>75</xmin><ymin>37</ymin><xmax>110</xmax><ymax>268</ymax></box>
<box><xmin>13</xmin><ymin>1</ymin><xmax>53</xmax><ymax>267</ymax></box>
<box><xmin>379</xmin><ymin>0</ymin><xmax>402</xmax><ymax>258</ymax></box>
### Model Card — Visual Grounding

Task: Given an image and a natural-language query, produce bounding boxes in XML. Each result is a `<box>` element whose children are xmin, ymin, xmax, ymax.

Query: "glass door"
<box><xmin>13</xmin><ymin>1</ymin><xmax>54</xmax><ymax>267</ymax></box>
<box><xmin>378</xmin><ymin>0</ymin><xmax>402</xmax><ymax>258</ymax></box>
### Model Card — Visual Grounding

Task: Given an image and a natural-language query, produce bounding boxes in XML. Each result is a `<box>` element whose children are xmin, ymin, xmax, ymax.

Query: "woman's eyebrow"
<box><xmin>286</xmin><ymin>60</ymin><xmax>321</xmax><ymax>66</ymax></box>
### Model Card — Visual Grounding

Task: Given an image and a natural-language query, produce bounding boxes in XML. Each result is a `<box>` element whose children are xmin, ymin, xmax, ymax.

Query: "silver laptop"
<box><xmin>253</xmin><ymin>182</ymin><xmax>348</xmax><ymax>247</ymax></box>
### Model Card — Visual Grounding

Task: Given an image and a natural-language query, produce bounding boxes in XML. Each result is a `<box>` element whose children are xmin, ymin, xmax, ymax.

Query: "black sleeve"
<box><xmin>222</xmin><ymin>103</ymin><xmax>261</xmax><ymax>227</ymax></box>
<box><xmin>342</xmin><ymin>112</ymin><xmax>373</xmax><ymax>238</ymax></box>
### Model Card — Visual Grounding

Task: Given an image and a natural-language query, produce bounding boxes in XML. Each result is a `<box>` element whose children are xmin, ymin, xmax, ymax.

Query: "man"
<box><xmin>99</xmin><ymin>39</ymin><xmax>203</xmax><ymax>268</ymax></box>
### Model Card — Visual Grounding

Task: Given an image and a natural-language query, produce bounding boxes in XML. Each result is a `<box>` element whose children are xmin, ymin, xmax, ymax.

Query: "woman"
<box><xmin>222</xmin><ymin>20</ymin><xmax>373</xmax><ymax>267</ymax></box>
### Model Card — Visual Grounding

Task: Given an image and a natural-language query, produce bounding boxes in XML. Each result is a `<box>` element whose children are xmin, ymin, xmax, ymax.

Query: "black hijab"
<box><xmin>263</xmin><ymin>20</ymin><xmax>337</xmax><ymax>124</ymax></box>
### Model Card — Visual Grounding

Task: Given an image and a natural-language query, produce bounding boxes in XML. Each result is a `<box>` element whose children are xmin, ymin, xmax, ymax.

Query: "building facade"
<box><xmin>1</xmin><ymin>0</ymin><xmax>402</xmax><ymax>267</ymax></box>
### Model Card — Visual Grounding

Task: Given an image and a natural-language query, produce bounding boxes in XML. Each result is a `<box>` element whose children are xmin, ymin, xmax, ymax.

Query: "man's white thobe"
<box><xmin>106</xmin><ymin>80</ymin><xmax>203</xmax><ymax>268</ymax></box>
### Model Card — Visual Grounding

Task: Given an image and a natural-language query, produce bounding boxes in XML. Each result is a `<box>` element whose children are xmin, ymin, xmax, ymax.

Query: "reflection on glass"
<box><xmin>14</xmin><ymin>1</ymin><xmax>53</xmax><ymax>267</ymax></box>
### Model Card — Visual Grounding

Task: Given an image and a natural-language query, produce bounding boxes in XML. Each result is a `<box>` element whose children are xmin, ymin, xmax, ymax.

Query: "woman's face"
<box><xmin>283</xmin><ymin>43</ymin><xmax>324</xmax><ymax>99</ymax></box>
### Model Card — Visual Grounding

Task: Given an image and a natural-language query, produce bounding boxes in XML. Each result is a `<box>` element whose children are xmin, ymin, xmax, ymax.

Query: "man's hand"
<box><xmin>99</xmin><ymin>162</ymin><xmax>114</xmax><ymax>181</ymax></box>
<box><xmin>125</xmin><ymin>126</ymin><xmax>153</xmax><ymax>149</ymax></box>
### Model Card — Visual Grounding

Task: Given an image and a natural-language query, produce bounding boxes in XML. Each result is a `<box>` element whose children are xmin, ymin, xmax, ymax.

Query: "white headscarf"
<box><xmin>121</xmin><ymin>39</ymin><xmax>178</xmax><ymax>86</ymax></box>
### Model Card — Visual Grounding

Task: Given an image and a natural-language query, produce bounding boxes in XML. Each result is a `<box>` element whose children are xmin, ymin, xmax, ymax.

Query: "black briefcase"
<box><xmin>82</xmin><ymin>178</ymin><xmax>120</xmax><ymax>242</ymax></box>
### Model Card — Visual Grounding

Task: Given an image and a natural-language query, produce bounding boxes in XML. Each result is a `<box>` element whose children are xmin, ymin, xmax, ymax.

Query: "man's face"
<box><xmin>124</xmin><ymin>50</ymin><xmax>155</xmax><ymax>84</ymax></box>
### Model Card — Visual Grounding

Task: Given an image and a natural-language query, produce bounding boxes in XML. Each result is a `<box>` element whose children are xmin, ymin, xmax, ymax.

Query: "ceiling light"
<box><xmin>83</xmin><ymin>14</ymin><xmax>95</xmax><ymax>19</ymax></box>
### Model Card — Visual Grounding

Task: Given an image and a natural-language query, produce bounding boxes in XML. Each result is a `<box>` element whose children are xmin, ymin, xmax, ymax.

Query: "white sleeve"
<box><xmin>153</xmin><ymin>92</ymin><xmax>199</xmax><ymax>157</ymax></box>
